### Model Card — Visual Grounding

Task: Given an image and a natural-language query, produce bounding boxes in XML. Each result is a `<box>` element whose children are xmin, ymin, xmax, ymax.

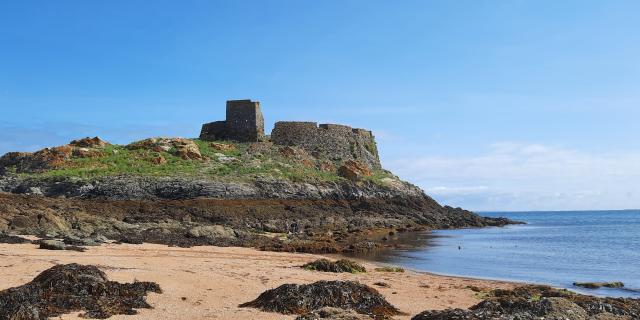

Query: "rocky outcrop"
<box><xmin>0</xmin><ymin>173</ymin><xmax>515</xmax><ymax>252</ymax></box>
<box><xmin>338</xmin><ymin>160</ymin><xmax>373</xmax><ymax>182</ymax></box>
<box><xmin>0</xmin><ymin>133</ymin><xmax>517</xmax><ymax>253</ymax></box>
<box><xmin>69</xmin><ymin>137</ymin><xmax>110</xmax><ymax>148</ymax></box>
<box><xmin>0</xmin><ymin>174</ymin><xmax>426</xmax><ymax>200</ymax></box>
<box><xmin>575</xmin><ymin>282</ymin><xmax>625</xmax><ymax>289</ymax></box>
<box><xmin>0</xmin><ymin>137</ymin><xmax>110</xmax><ymax>174</ymax></box>
<box><xmin>127</xmin><ymin>137</ymin><xmax>202</xmax><ymax>160</ymax></box>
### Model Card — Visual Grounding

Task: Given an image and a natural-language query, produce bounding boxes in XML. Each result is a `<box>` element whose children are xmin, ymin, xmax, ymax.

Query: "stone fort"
<box><xmin>200</xmin><ymin>99</ymin><xmax>381</xmax><ymax>169</ymax></box>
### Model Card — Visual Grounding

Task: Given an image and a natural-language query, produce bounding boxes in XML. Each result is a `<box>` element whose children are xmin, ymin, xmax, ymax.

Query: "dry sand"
<box><xmin>0</xmin><ymin>242</ymin><xmax>516</xmax><ymax>319</ymax></box>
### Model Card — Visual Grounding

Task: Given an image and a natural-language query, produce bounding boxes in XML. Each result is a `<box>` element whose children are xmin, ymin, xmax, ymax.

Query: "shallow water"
<box><xmin>352</xmin><ymin>210</ymin><xmax>640</xmax><ymax>298</ymax></box>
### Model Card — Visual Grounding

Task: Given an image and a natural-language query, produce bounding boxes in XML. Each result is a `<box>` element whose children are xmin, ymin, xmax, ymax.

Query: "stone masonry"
<box><xmin>270</xmin><ymin>121</ymin><xmax>380</xmax><ymax>169</ymax></box>
<box><xmin>200</xmin><ymin>100</ymin><xmax>265</xmax><ymax>142</ymax></box>
<box><xmin>200</xmin><ymin>100</ymin><xmax>381</xmax><ymax>169</ymax></box>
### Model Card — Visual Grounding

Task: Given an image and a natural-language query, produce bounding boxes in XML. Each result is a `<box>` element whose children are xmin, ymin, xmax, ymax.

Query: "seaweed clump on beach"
<box><xmin>302</xmin><ymin>259</ymin><xmax>367</xmax><ymax>274</ymax></box>
<box><xmin>412</xmin><ymin>285</ymin><xmax>640</xmax><ymax>320</ymax></box>
<box><xmin>374</xmin><ymin>266</ymin><xmax>404</xmax><ymax>273</ymax></box>
<box><xmin>0</xmin><ymin>263</ymin><xmax>161</xmax><ymax>319</ymax></box>
<box><xmin>240</xmin><ymin>280</ymin><xmax>402</xmax><ymax>318</ymax></box>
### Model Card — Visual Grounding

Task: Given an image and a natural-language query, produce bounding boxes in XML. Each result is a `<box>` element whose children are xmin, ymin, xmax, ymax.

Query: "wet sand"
<box><xmin>0</xmin><ymin>242</ymin><xmax>516</xmax><ymax>319</ymax></box>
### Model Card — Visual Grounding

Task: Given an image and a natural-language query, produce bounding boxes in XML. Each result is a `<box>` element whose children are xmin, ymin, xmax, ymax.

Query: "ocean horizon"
<box><xmin>352</xmin><ymin>209</ymin><xmax>640</xmax><ymax>298</ymax></box>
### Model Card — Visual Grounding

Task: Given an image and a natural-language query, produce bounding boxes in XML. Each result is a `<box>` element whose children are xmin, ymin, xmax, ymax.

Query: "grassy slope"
<box><xmin>13</xmin><ymin>139</ymin><xmax>394</xmax><ymax>185</ymax></box>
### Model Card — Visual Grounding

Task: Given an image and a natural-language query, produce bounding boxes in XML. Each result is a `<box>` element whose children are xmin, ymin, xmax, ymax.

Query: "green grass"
<box><xmin>362</xmin><ymin>170</ymin><xmax>397</xmax><ymax>188</ymax></box>
<box><xmin>13</xmin><ymin>139</ymin><xmax>366</xmax><ymax>184</ymax></box>
<box><xmin>34</xmin><ymin>144</ymin><xmax>203</xmax><ymax>179</ymax></box>
<box><xmin>8</xmin><ymin>139</ymin><xmax>397</xmax><ymax>186</ymax></box>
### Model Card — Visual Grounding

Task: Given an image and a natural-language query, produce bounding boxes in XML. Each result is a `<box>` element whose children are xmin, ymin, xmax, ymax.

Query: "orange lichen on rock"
<box><xmin>338</xmin><ymin>160</ymin><xmax>372</xmax><ymax>181</ymax></box>
<box><xmin>127</xmin><ymin>138</ymin><xmax>202</xmax><ymax>160</ymax></box>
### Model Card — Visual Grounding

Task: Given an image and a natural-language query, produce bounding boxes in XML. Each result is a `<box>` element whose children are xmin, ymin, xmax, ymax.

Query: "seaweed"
<box><xmin>240</xmin><ymin>280</ymin><xmax>402</xmax><ymax>318</ymax></box>
<box><xmin>0</xmin><ymin>263</ymin><xmax>161</xmax><ymax>319</ymax></box>
<box><xmin>302</xmin><ymin>259</ymin><xmax>367</xmax><ymax>274</ymax></box>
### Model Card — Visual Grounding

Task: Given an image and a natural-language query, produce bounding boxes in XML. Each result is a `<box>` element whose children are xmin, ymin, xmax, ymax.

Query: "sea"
<box><xmin>353</xmin><ymin>210</ymin><xmax>640</xmax><ymax>298</ymax></box>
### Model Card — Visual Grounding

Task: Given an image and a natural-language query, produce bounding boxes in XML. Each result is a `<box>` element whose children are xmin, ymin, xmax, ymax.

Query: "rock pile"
<box><xmin>0</xmin><ymin>137</ymin><xmax>110</xmax><ymax>173</ymax></box>
<box><xmin>127</xmin><ymin>137</ymin><xmax>202</xmax><ymax>160</ymax></box>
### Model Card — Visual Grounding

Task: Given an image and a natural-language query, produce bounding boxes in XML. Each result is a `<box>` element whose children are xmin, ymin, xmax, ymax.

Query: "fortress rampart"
<box><xmin>200</xmin><ymin>100</ymin><xmax>381</xmax><ymax>169</ymax></box>
<box><xmin>271</xmin><ymin>121</ymin><xmax>380</xmax><ymax>169</ymax></box>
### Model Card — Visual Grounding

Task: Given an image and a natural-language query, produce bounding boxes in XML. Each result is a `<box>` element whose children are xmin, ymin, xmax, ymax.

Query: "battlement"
<box><xmin>200</xmin><ymin>100</ymin><xmax>381</xmax><ymax>169</ymax></box>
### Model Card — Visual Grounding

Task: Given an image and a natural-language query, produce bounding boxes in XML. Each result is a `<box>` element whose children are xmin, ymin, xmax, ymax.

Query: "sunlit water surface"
<box><xmin>350</xmin><ymin>210</ymin><xmax>640</xmax><ymax>298</ymax></box>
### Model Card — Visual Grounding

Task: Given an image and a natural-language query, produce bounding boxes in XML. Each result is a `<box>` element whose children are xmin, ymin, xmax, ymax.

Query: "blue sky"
<box><xmin>1</xmin><ymin>1</ymin><xmax>639</xmax><ymax>211</ymax></box>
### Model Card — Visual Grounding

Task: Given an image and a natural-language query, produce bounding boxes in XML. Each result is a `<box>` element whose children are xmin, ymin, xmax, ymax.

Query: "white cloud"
<box><xmin>386</xmin><ymin>143</ymin><xmax>640</xmax><ymax>211</ymax></box>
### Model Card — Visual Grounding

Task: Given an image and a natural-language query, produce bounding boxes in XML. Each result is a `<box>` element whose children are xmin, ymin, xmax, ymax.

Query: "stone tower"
<box><xmin>225</xmin><ymin>100</ymin><xmax>265</xmax><ymax>142</ymax></box>
<box><xmin>200</xmin><ymin>99</ymin><xmax>265</xmax><ymax>142</ymax></box>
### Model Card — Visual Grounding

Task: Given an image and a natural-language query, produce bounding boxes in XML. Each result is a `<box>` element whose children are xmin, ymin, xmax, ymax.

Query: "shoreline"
<box><xmin>357</xmin><ymin>222</ymin><xmax>640</xmax><ymax>300</ymax></box>
<box><xmin>0</xmin><ymin>241</ymin><xmax>517</xmax><ymax>320</ymax></box>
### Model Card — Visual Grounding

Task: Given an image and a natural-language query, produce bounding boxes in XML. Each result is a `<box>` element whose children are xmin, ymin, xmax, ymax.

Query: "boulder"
<box><xmin>338</xmin><ymin>160</ymin><xmax>372</xmax><ymax>181</ymax></box>
<box><xmin>69</xmin><ymin>137</ymin><xmax>110</xmax><ymax>148</ymax></box>
<box><xmin>173</xmin><ymin>139</ymin><xmax>202</xmax><ymax>160</ymax></box>
<box><xmin>574</xmin><ymin>282</ymin><xmax>625</xmax><ymax>289</ymax></box>
<box><xmin>38</xmin><ymin>239</ymin><xmax>67</xmax><ymax>250</ymax></box>
<box><xmin>210</xmin><ymin>142</ymin><xmax>236</xmax><ymax>152</ymax></box>
<box><xmin>151</xmin><ymin>155</ymin><xmax>167</xmax><ymax>165</ymax></box>
<box><xmin>127</xmin><ymin>138</ymin><xmax>202</xmax><ymax>160</ymax></box>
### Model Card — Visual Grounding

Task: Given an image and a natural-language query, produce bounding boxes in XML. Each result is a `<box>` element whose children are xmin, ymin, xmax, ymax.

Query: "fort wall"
<box><xmin>200</xmin><ymin>99</ymin><xmax>381</xmax><ymax>169</ymax></box>
<box><xmin>271</xmin><ymin>121</ymin><xmax>380</xmax><ymax>169</ymax></box>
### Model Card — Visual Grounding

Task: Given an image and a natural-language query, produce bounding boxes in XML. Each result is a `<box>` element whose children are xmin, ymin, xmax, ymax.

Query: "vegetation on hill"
<box><xmin>0</xmin><ymin>137</ymin><xmax>397</xmax><ymax>185</ymax></box>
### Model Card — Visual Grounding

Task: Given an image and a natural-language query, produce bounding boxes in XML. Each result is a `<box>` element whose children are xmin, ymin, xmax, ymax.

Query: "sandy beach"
<box><xmin>0</xmin><ymin>242</ymin><xmax>516</xmax><ymax>320</ymax></box>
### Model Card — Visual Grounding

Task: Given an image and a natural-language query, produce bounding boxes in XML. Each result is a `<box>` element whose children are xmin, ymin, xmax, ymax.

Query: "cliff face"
<box><xmin>0</xmin><ymin>137</ymin><xmax>514</xmax><ymax>253</ymax></box>
<box><xmin>0</xmin><ymin>175</ymin><xmax>424</xmax><ymax>200</ymax></box>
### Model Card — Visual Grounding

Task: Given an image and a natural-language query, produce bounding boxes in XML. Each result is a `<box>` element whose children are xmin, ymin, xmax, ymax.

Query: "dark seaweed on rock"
<box><xmin>302</xmin><ymin>259</ymin><xmax>367</xmax><ymax>273</ymax></box>
<box><xmin>412</xmin><ymin>285</ymin><xmax>640</xmax><ymax>320</ymax></box>
<box><xmin>0</xmin><ymin>233</ymin><xmax>30</xmax><ymax>244</ymax></box>
<box><xmin>0</xmin><ymin>263</ymin><xmax>161</xmax><ymax>319</ymax></box>
<box><xmin>240</xmin><ymin>280</ymin><xmax>402</xmax><ymax>318</ymax></box>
